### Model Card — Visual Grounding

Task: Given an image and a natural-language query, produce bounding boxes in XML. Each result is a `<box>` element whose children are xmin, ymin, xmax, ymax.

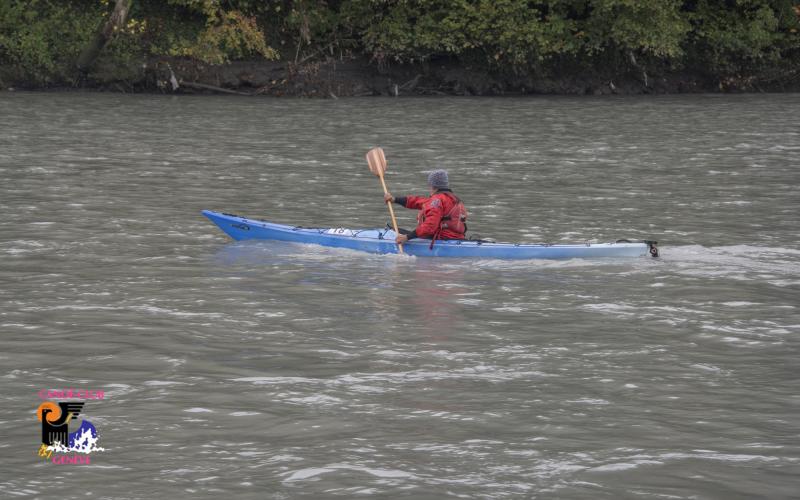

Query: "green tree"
<box><xmin>687</xmin><ymin>0</ymin><xmax>800</xmax><ymax>76</ymax></box>
<box><xmin>0</xmin><ymin>0</ymin><xmax>103</xmax><ymax>84</ymax></box>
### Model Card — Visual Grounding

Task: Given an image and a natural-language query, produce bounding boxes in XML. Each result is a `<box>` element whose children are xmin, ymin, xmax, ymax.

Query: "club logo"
<box><xmin>36</xmin><ymin>390</ymin><xmax>104</xmax><ymax>465</ymax></box>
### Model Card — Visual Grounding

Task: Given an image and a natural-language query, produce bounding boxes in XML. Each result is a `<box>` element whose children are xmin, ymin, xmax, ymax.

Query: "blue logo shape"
<box><xmin>68</xmin><ymin>420</ymin><xmax>97</xmax><ymax>448</ymax></box>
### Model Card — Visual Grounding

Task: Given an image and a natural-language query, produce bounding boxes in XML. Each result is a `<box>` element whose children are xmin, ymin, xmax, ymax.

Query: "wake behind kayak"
<box><xmin>201</xmin><ymin>210</ymin><xmax>659</xmax><ymax>259</ymax></box>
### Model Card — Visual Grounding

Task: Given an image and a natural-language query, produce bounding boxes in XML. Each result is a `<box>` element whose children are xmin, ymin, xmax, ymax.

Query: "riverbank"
<box><xmin>3</xmin><ymin>56</ymin><xmax>799</xmax><ymax>97</ymax></box>
<box><xmin>4</xmin><ymin>1</ymin><xmax>798</xmax><ymax>97</ymax></box>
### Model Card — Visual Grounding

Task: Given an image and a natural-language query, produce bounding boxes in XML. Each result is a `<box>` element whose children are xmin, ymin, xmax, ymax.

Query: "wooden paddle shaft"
<box><xmin>378</xmin><ymin>171</ymin><xmax>403</xmax><ymax>254</ymax></box>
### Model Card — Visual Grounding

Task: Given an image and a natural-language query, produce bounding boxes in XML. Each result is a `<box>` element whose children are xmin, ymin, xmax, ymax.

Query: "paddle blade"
<box><xmin>366</xmin><ymin>147</ymin><xmax>388</xmax><ymax>177</ymax></box>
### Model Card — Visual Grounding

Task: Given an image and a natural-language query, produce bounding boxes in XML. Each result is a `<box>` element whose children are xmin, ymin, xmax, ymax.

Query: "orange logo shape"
<box><xmin>37</xmin><ymin>401</ymin><xmax>61</xmax><ymax>423</ymax></box>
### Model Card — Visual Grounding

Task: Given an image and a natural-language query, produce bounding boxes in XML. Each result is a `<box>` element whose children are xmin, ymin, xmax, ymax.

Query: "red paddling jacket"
<box><xmin>394</xmin><ymin>189</ymin><xmax>467</xmax><ymax>241</ymax></box>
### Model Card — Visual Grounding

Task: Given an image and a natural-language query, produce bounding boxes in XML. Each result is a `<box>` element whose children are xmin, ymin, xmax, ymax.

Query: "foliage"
<box><xmin>687</xmin><ymin>0</ymin><xmax>800</xmax><ymax>74</ymax></box>
<box><xmin>0</xmin><ymin>0</ymin><xmax>103</xmax><ymax>84</ymax></box>
<box><xmin>139</xmin><ymin>0</ymin><xmax>277</xmax><ymax>64</ymax></box>
<box><xmin>583</xmin><ymin>0</ymin><xmax>690</xmax><ymax>58</ymax></box>
<box><xmin>164</xmin><ymin>9</ymin><xmax>277</xmax><ymax>64</ymax></box>
<box><xmin>330</xmin><ymin>0</ymin><xmax>797</xmax><ymax>76</ymax></box>
<box><xmin>1</xmin><ymin>0</ymin><xmax>798</xmax><ymax>86</ymax></box>
<box><xmin>339</xmin><ymin>0</ymin><xmax>583</xmax><ymax>67</ymax></box>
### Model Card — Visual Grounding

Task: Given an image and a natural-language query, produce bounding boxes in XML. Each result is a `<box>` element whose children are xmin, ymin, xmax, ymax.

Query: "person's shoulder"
<box><xmin>435</xmin><ymin>191</ymin><xmax>459</xmax><ymax>202</ymax></box>
<box><xmin>428</xmin><ymin>195</ymin><xmax>445</xmax><ymax>209</ymax></box>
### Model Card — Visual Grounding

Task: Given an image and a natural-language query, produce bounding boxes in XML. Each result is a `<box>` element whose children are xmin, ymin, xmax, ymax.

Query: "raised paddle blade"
<box><xmin>366</xmin><ymin>147</ymin><xmax>388</xmax><ymax>177</ymax></box>
<box><xmin>365</xmin><ymin>146</ymin><xmax>403</xmax><ymax>254</ymax></box>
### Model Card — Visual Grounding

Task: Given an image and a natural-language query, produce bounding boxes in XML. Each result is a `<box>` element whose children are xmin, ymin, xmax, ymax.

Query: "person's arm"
<box><xmin>385</xmin><ymin>195</ymin><xmax>431</xmax><ymax>241</ymax></box>
<box><xmin>401</xmin><ymin>195</ymin><xmax>428</xmax><ymax>210</ymax></box>
<box><xmin>384</xmin><ymin>194</ymin><xmax>415</xmax><ymax>207</ymax></box>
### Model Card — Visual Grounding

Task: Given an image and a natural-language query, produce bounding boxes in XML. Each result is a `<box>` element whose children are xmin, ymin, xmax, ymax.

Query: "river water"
<box><xmin>1</xmin><ymin>92</ymin><xmax>798</xmax><ymax>498</ymax></box>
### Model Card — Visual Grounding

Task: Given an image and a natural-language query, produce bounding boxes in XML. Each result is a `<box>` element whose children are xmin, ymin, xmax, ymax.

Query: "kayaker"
<box><xmin>383</xmin><ymin>169</ymin><xmax>468</xmax><ymax>246</ymax></box>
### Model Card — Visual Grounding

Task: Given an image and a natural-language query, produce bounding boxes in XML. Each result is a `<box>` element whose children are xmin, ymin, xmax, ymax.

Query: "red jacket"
<box><xmin>395</xmin><ymin>190</ymin><xmax>466</xmax><ymax>240</ymax></box>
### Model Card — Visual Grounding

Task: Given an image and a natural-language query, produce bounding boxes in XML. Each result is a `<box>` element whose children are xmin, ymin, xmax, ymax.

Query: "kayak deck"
<box><xmin>202</xmin><ymin>210</ymin><xmax>658</xmax><ymax>259</ymax></box>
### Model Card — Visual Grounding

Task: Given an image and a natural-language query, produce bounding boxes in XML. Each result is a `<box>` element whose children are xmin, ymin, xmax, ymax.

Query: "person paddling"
<box><xmin>384</xmin><ymin>169</ymin><xmax>468</xmax><ymax>247</ymax></box>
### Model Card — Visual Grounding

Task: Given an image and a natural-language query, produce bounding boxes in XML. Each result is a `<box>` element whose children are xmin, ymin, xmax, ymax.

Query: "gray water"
<box><xmin>1</xmin><ymin>92</ymin><xmax>799</xmax><ymax>499</ymax></box>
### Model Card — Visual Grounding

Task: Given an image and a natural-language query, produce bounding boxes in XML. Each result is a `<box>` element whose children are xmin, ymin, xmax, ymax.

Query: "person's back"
<box><xmin>384</xmin><ymin>169</ymin><xmax>468</xmax><ymax>245</ymax></box>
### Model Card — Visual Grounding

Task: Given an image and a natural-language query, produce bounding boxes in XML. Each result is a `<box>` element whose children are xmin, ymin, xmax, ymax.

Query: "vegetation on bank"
<box><xmin>1</xmin><ymin>0</ymin><xmax>798</xmax><ymax>91</ymax></box>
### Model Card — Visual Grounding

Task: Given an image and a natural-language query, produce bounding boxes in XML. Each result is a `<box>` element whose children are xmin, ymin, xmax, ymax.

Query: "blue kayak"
<box><xmin>202</xmin><ymin>210</ymin><xmax>658</xmax><ymax>259</ymax></box>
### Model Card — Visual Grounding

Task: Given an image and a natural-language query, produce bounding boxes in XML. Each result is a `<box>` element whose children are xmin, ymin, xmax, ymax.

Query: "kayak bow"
<box><xmin>201</xmin><ymin>210</ymin><xmax>658</xmax><ymax>259</ymax></box>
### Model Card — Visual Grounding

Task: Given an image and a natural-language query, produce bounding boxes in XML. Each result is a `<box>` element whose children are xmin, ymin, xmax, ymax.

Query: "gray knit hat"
<box><xmin>427</xmin><ymin>169</ymin><xmax>449</xmax><ymax>189</ymax></box>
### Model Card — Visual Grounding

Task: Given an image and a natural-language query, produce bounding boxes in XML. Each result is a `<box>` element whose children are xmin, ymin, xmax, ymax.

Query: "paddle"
<box><xmin>366</xmin><ymin>147</ymin><xmax>403</xmax><ymax>254</ymax></box>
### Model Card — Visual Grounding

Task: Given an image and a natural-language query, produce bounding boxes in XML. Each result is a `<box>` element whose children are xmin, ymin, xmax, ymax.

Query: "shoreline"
<box><xmin>3</xmin><ymin>57</ymin><xmax>799</xmax><ymax>97</ymax></box>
